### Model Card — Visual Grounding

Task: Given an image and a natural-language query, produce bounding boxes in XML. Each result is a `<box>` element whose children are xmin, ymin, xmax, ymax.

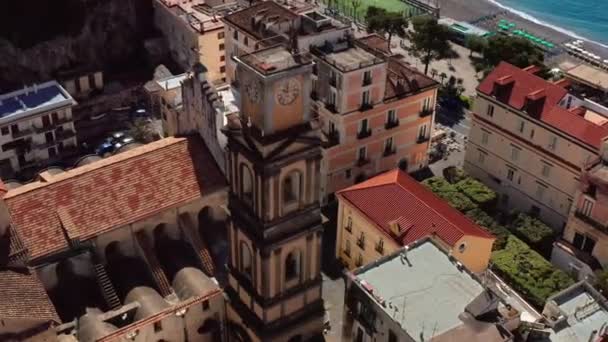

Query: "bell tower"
<box><xmin>223</xmin><ymin>45</ymin><xmax>324</xmax><ymax>342</ymax></box>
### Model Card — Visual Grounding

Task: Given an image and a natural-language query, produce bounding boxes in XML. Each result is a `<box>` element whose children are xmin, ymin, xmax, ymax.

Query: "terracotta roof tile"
<box><xmin>338</xmin><ymin>170</ymin><xmax>494</xmax><ymax>247</ymax></box>
<box><xmin>222</xmin><ymin>1</ymin><xmax>298</xmax><ymax>41</ymax></box>
<box><xmin>0</xmin><ymin>267</ymin><xmax>59</xmax><ymax>322</ymax></box>
<box><xmin>478</xmin><ymin>62</ymin><xmax>608</xmax><ymax>149</ymax></box>
<box><xmin>4</xmin><ymin>136</ymin><xmax>226</xmax><ymax>260</ymax></box>
<box><xmin>385</xmin><ymin>58</ymin><xmax>439</xmax><ymax>100</ymax></box>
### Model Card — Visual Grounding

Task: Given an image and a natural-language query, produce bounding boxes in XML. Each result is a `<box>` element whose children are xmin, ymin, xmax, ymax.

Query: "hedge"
<box><xmin>422</xmin><ymin>177</ymin><xmax>477</xmax><ymax>212</ymax></box>
<box><xmin>455</xmin><ymin>178</ymin><xmax>497</xmax><ymax>210</ymax></box>
<box><xmin>509</xmin><ymin>213</ymin><xmax>557</xmax><ymax>257</ymax></box>
<box><xmin>491</xmin><ymin>235</ymin><xmax>574</xmax><ymax>308</ymax></box>
<box><xmin>465</xmin><ymin>208</ymin><xmax>510</xmax><ymax>250</ymax></box>
<box><xmin>422</xmin><ymin>177</ymin><xmax>457</xmax><ymax>194</ymax></box>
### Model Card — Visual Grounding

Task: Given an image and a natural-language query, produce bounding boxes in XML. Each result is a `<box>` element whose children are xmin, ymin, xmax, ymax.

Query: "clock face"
<box><xmin>275</xmin><ymin>78</ymin><xmax>301</xmax><ymax>106</ymax></box>
<box><xmin>245</xmin><ymin>80</ymin><xmax>261</xmax><ymax>104</ymax></box>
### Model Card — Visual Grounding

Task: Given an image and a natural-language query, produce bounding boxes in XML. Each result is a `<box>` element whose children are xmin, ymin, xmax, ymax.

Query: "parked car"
<box><xmin>95</xmin><ymin>132</ymin><xmax>136</xmax><ymax>156</ymax></box>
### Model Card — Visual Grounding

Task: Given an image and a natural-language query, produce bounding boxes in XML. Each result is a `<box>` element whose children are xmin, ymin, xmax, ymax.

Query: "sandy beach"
<box><xmin>437</xmin><ymin>0</ymin><xmax>608</xmax><ymax>61</ymax></box>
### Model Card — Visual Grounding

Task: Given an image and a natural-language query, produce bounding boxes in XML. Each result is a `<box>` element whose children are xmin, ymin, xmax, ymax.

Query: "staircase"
<box><xmin>135</xmin><ymin>231</ymin><xmax>174</xmax><ymax>297</ymax></box>
<box><xmin>179</xmin><ymin>214</ymin><xmax>216</xmax><ymax>277</ymax></box>
<box><xmin>93</xmin><ymin>262</ymin><xmax>122</xmax><ymax>310</ymax></box>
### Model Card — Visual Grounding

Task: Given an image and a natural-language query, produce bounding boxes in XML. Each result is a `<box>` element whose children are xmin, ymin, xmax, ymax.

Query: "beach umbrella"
<box><xmin>547</xmin><ymin>43</ymin><xmax>555</xmax><ymax>48</ymax></box>
<box><xmin>594</xmin><ymin>55</ymin><xmax>601</xmax><ymax>60</ymax></box>
<box><xmin>604</xmin><ymin>59</ymin><xmax>608</xmax><ymax>64</ymax></box>
<box><xmin>564</xmin><ymin>43</ymin><xmax>573</xmax><ymax>49</ymax></box>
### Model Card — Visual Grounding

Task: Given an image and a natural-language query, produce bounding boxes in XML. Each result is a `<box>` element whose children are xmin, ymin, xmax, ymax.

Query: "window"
<box><xmin>244</xmin><ymin>37</ymin><xmax>249</xmax><ymax>46</ymax></box>
<box><xmin>384</xmin><ymin>137</ymin><xmax>394</xmax><ymax>155</ymax></box>
<box><xmin>486</xmin><ymin>104</ymin><xmax>494</xmax><ymax>117</ymax></box>
<box><xmin>48</xmin><ymin>147</ymin><xmax>57</xmax><ymax>158</ymax></box>
<box><xmin>283</xmin><ymin>171</ymin><xmax>302</xmax><ymax>206</ymax></box>
<box><xmin>375</xmin><ymin>238</ymin><xmax>384</xmax><ymax>254</ymax></box>
<box><xmin>42</xmin><ymin>115</ymin><xmax>51</xmax><ymax>128</ymax></box>
<box><xmin>357</xmin><ymin>146</ymin><xmax>367</xmax><ymax>161</ymax></box>
<box><xmin>355</xmin><ymin>254</ymin><xmax>363</xmax><ymax>267</ymax></box>
<box><xmin>581</xmin><ymin>198</ymin><xmax>594</xmax><ymax>217</ymax></box>
<box><xmin>507</xmin><ymin>168</ymin><xmax>515</xmax><ymax>181</ymax></box>
<box><xmin>535</xmin><ymin>183</ymin><xmax>546</xmax><ymax>200</ymax></box>
<box><xmin>458</xmin><ymin>242</ymin><xmax>467</xmax><ymax>253</ymax></box>
<box><xmin>362</xmin><ymin>70</ymin><xmax>372</xmax><ymax>85</ymax></box>
<box><xmin>346</xmin><ymin>217</ymin><xmax>352</xmax><ymax>232</ymax></box>
<box><xmin>219</xmin><ymin>43</ymin><xmax>225</xmax><ymax>51</ymax></box>
<box><xmin>240</xmin><ymin>242</ymin><xmax>252</xmax><ymax>280</ymax></box>
<box><xmin>0</xmin><ymin>127</ymin><xmax>8</xmax><ymax>135</ymax></box>
<box><xmin>202</xmin><ymin>300</ymin><xmax>210</xmax><ymax>311</ymax></box>
<box><xmin>241</xmin><ymin>164</ymin><xmax>253</xmax><ymax>204</ymax></box>
<box><xmin>285</xmin><ymin>250</ymin><xmax>301</xmax><ymax>282</ymax></box>
<box><xmin>220</xmin><ymin>55</ymin><xmax>225</xmax><ymax>62</ymax></box>
<box><xmin>344</xmin><ymin>239</ymin><xmax>351</xmax><ymax>257</ymax></box>
<box><xmin>359</xmin><ymin>119</ymin><xmax>369</xmax><ymax>133</ymax></box>
<box><xmin>418</xmin><ymin>124</ymin><xmax>427</xmax><ymax>139</ymax></box>
<box><xmin>45</xmin><ymin>131</ymin><xmax>54</xmax><ymax>143</ymax></box>
<box><xmin>220</xmin><ymin>66</ymin><xmax>226</xmax><ymax>73</ymax></box>
<box><xmin>422</xmin><ymin>97</ymin><xmax>432</xmax><ymax>111</ymax></box>
<box><xmin>387</xmin><ymin>109</ymin><xmax>397</xmax><ymax>124</ymax></box>
<box><xmin>361</xmin><ymin>90</ymin><xmax>370</xmax><ymax>106</ymax></box>
<box><xmin>357</xmin><ymin>232</ymin><xmax>365</xmax><ymax>249</ymax></box>
<box><xmin>478</xmin><ymin>151</ymin><xmax>486</xmax><ymax>164</ymax></box>
<box><xmin>329</xmin><ymin>90</ymin><xmax>337</xmax><ymax>105</ymax></box>
<box><xmin>345</xmin><ymin>168</ymin><xmax>352</xmax><ymax>179</ymax></box>
<box><xmin>11</xmin><ymin>124</ymin><xmax>19</xmax><ymax>134</ymax></box>
<box><xmin>511</xmin><ymin>146</ymin><xmax>520</xmax><ymax>161</ymax></box>
<box><xmin>481</xmin><ymin>131</ymin><xmax>489</xmax><ymax>145</ymax></box>
<box><xmin>573</xmin><ymin>232</ymin><xmax>596</xmax><ymax>254</ymax></box>
<box><xmin>51</xmin><ymin>112</ymin><xmax>59</xmax><ymax>123</ymax></box>
<box><xmin>548</xmin><ymin>136</ymin><xmax>558</xmax><ymax>151</ymax></box>
<box><xmin>218</xmin><ymin>31</ymin><xmax>225</xmax><ymax>39</ymax></box>
<box><xmin>530</xmin><ymin>129</ymin><xmax>535</xmax><ymax>139</ymax></box>
<box><xmin>329</xmin><ymin>121</ymin><xmax>336</xmax><ymax>135</ymax></box>
<box><xmin>17</xmin><ymin>154</ymin><xmax>26</xmax><ymax>167</ymax></box>
<box><xmin>541</xmin><ymin>163</ymin><xmax>551</xmax><ymax>178</ymax></box>
<box><xmin>233</xmin><ymin>30</ymin><xmax>238</xmax><ymax>40</ymax></box>
<box><xmin>388</xmin><ymin>330</ymin><xmax>397</xmax><ymax>342</ymax></box>
<box><xmin>154</xmin><ymin>321</ymin><xmax>162</xmax><ymax>333</ymax></box>
<box><xmin>517</xmin><ymin>120</ymin><xmax>525</xmax><ymax>133</ymax></box>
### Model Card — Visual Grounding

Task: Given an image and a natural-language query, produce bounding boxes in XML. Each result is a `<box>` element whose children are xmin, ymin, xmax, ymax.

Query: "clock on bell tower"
<box><xmin>223</xmin><ymin>46</ymin><xmax>325</xmax><ymax>342</ymax></box>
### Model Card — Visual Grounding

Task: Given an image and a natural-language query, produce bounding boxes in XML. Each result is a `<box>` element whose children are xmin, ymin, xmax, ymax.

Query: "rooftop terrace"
<box><xmin>353</xmin><ymin>239</ymin><xmax>487</xmax><ymax>339</ymax></box>
<box><xmin>238</xmin><ymin>46</ymin><xmax>312</xmax><ymax>76</ymax></box>
<box><xmin>0</xmin><ymin>81</ymin><xmax>76</xmax><ymax>124</ymax></box>
<box><xmin>311</xmin><ymin>41</ymin><xmax>384</xmax><ymax>72</ymax></box>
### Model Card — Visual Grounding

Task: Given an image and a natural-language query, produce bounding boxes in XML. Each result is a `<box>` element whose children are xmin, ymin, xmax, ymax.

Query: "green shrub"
<box><xmin>491</xmin><ymin>235</ymin><xmax>574</xmax><ymax>308</ymax></box>
<box><xmin>440</xmin><ymin>192</ymin><xmax>478</xmax><ymax>212</ymax></box>
<box><xmin>443</xmin><ymin>166</ymin><xmax>467</xmax><ymax>184</ymax></box>
<box><xmin>465</xmin><ymin>208</ymin><xmax>510</xmax><ymax>250</ymax></box>
<box><xmin>422</xmin><ymin>177</ymin><xmax>456</xmax><ymax>194</ymax></box>
<box><xmin>459</xmin><ymin>95</ymin><xmax>474</xmax><ymax>109</ymax></box>
<box><xmin>455</xmin><ymin>178</ymin><xmax>497</xmax><ymax>210</ymax></box>
<box><xmin>509</xmin><ymin>213</ymin><xmax>557</xmax><ymax>256</ymax></box>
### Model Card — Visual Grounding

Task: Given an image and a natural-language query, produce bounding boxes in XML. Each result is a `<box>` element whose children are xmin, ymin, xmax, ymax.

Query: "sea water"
<box><xmin>489</xmin><ymin>0</ymin><xmax>608</xmax><ymax>47</ymax></box>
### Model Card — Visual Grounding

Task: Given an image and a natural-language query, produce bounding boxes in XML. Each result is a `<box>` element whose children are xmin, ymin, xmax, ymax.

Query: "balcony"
<box><xmin>419</xmin><ymin>108</ymin><xmax>434</xmax><ymax>118</ymax></box>
<box><xmin>12</xmin><ymin>128</ymin><xmax>34</xmax><ymax>139</ymax></box>
<box><xmin>417</xmin><ymin>135</ymin><xmax>430</xmax><ymax>144</ymax></box>
<box><xmin>383</xmin><ymin>147</ymin><xmax>396</xmax><ymax>157</ymax></box>
<box><xmin>325</xmin><ymin>103</ymin><xmax>338</xmax><ymax>114</ymax></box>
<box><xmin>357</xmin><ymin>129</ymin><xmax>371</xmax><ymax>140</ymax></box>
<box><xmin>362</xmin><ymin>77</ymin><xmax>372</xmax><ymax>87</ymax></box>
<box><xmin>34</xmin><ymin>117</ymin><xmax>71</xmax><ymax>133</ymax></box>
<box><xmin>34</xmin><ymin>139</ymin><xmax>56</xmax><ymax>149</ymax></box>
<box><xmin>574</xmin><ymin>210</ymin><xmax>608</xmax><ymax>235</ymax></box>
<box><xmin>323</xmin><ymin>130</ymin><xmax>340</xmax><ymax>148</ymax></box>
<box><xmin>56</xmin><ymin>129</ymin><xmax>76</xmax><ymax>141</ymax></box>
<box><xmin>385</xmin><ymin>120</ymin><xmax>399</xmax><ymax>130</ymax></box>
<box><xmin>360</xmin><ymin>102</ymin><xmax>373</xmax><ymax>112</ymax></box>
<box><xmin>356</xmin><ymin>157</ymin><xmax>370</xmax><ymax>167</ymax></box>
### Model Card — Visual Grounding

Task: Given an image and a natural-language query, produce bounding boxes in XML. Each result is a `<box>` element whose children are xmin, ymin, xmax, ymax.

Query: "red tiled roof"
<box><xmin>338</xmin><ymin>170</ymin><xmax>494</xmax><ymax>247</ymax></box>
<box><xmin>0</xmin><ymin>267</ymin><xmax>59</xmax><ymax>322</ymax></box>
<box><xmin>5</xmin><ymin>136</ymin><xmax>226</xmax><ymax>260</ymax></box>
<box><xmin>478</xmin><ymin>62</ymin><xmax>608</xmax><ymax>149</ymax></box>
<box><xmin>222</xmin><ymin>1</ymin><xmax>298</xmax><ymax>40</ymax></box>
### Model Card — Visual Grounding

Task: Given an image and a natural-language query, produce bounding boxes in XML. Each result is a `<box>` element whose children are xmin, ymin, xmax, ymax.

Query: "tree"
<box><xmin>439</xmin><ymin>72</ymin><xmax>448</xmax><ymax>85</ymax></box>
<box><xmin>466</xmin><ymin>35</ymin><xmax>486</xmax><ymax>57</ymax></box>
<box><xmin>482</xmin><ymin>35</ymin><xmax>544</xmax><ymax>69</ymax></box>
<box><xmin>350</xmin><ymin>0</ymin><xmax>362</xmax><ymax>22</ymax></box>
<box><xmin>129</xmin><ymin>118</ymin><xmax>160</xmax><ymax>144</ymax></box>
<box><xmin>365</xmin><ymin>7</ymin><xmax>408</xmax><ymax>52</ymax></box>
<box><xmin>430</xmin><ymin>68</ymin><xmax>438</xmax><ymax>79</ymax></box>
<box><xmin>408</xmin><ymin>15</ymin><xmax>452</xmax><ymax>75</ymax></box>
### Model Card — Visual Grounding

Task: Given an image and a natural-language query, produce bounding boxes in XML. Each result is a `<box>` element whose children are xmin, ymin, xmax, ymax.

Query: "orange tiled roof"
<box><xmin>338</xmin><ymin>170</ymin><xmax>494</xmax><ymax>247</ymax></box>
<box><xmin>0</xmin><ymin>267</ymin><xmax>59</xmax><ymax>322</ymax></box>
<box><xmin>5</xmin><ymin>136</ymin><xmax>226</xmax><ymax>260</ymax></box>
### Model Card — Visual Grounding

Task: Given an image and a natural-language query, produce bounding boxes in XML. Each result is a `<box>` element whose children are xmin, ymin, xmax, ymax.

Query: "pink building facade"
<box><xmin>311</xmin><ymin>35</ymin><xmax>439</xmax><ymax>204</ymax></box>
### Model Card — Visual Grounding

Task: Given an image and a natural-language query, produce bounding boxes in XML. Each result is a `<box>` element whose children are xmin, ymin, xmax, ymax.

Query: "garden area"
<box><xmin>321</xmin><ymin>0</ymin><xmax>419</xmax><ymax>22</ymax></box>
<box><xmin>423</xmin><ymin>167</ymin><xmax>574</xmax><ymax>309</ymax></box>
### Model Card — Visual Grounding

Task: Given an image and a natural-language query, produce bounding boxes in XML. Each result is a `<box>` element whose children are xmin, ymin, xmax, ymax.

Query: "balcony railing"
<box><xmin>56</xmin><ymin>129</ymin><xmax>76</xmax><ymax>141</ymax></box>
<box><xmin>356</xmin><ymin>157</ymin><xmax>370</xmax><ymax>167</ymax></box>
<box><xmin>325</xmin><ymin>103</ymin><xmax>338</xmax><ymax>113</ymax></box>
<box><xmin>419</xmin><ymin>108</ymin><xmax>433</xmax><ymax>118</ymax></box>
<box><xmin>417</xmin><ymin>136</ymin><xmax>430</xmax><ymax>144</ymax></box>
<box><xmin>34</xmin><ymin>117</ymin><xmax>71</xmax><ymax>133</ymax></box>
<box><xmin>12</xmin><ymin>128</ymin><xmax>34</xmax><ymax>139</ymax></box>
<box><xmin>385</xmin><ymin>120</ymin><xmax>399</xmax><ymax>130</ymax></box>
<box><xmin>360</xmin><ymin>102</ymin><xmax>373</xmax><ymax>111</ymax></box>
<box><xmin>383</xmin><ymin>147</ymin><xmax>396</xmax><ymax>157</ymax></box>
<box><xmin>323</xmin><ymin>130</ymin><xmax>340</xmax><ymax>148</ymax></box>
<box><xmin>574</xmin><ymin>210</ymin><xmax>608</xmax><ymax>235</ymax></box>
<box><xmin>357</xmin><ymin>129</ymin><xmax>371</xmax><ymax>140</ymax></box>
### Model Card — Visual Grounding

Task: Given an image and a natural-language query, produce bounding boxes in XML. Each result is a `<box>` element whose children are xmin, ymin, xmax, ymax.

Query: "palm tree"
<box><xmin>430</xmin><ymin>68</ymin><xmax>438</xmax><ymax>79</ymax></box>
<box><xmin>439</xmin><ymin>72</ymin><xmax>447</xmax><ymax>85</ymax></box>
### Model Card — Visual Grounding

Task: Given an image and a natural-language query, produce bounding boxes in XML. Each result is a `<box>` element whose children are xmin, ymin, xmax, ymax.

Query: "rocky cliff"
<box><xmin>0</xmin><ymin>0</ymin><xmax>154</xmax><ymax>91</ymax></box>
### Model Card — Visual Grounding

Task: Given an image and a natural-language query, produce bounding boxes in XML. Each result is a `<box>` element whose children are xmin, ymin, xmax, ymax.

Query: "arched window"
<box><xmin>282</xmin><ymin>171</ymin><xmax>302</xmax><ymax>207</ymax></box>
<box><xmin>285</xmin><ymin>250</ymin><xmax>301</xmax><ymax>282</ymax></box>
<box><xmin>240</xmin><ymin>241</ymin><xmax>252</xmax><ymax>280</ymax></box>
<box><xmin>240</xmin><ymin>164</ymin><xmax>253</xmax><ymax>205</ymax></box>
